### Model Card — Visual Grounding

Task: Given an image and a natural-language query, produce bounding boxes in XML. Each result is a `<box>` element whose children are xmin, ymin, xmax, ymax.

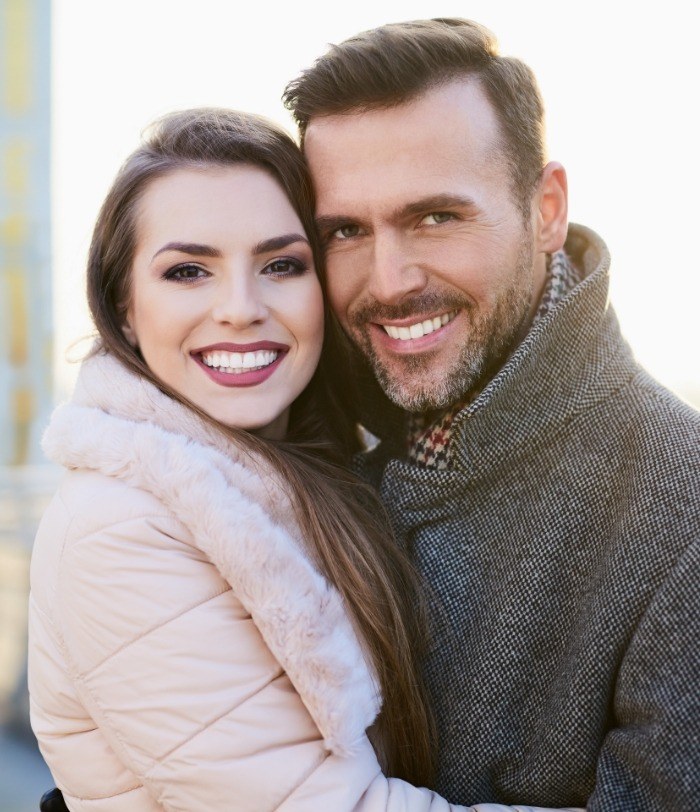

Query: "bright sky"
<box><xmin>52</xmin><ymin>0</ymin><xmax>699</xmax><ymax>404</ymax></box>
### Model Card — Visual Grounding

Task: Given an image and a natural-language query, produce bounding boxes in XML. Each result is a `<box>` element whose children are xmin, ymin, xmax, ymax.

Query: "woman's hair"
<box><xmin>86</xmin><ymin>108</ymin><xmax>435</xmax><ymax>783</ymax></box>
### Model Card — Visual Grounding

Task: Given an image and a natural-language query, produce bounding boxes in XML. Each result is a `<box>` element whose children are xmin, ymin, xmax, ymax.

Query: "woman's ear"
<box><xmin>534</xmin><ymin>161</ymin><xmax>568</xmax><ymax>254</ymax></box>
<box><xmin>121</xmin><ymin>316</ymin><xmax>138</xmax><ymax>347</ymax></box>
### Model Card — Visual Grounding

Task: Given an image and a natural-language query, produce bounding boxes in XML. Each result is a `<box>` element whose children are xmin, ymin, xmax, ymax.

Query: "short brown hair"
<box><xmin>283</xmin><ymin>17</ymin><xmax>547</xmax><ymax>211</ymax></box>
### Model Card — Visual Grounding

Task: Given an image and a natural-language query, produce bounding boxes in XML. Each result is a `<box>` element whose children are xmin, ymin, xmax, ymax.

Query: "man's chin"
<box><xmin>352</xmin><ymin>326</ymin><xmax>488</xmax><ymax>412</ymax></box>
<box><xmin>370</xmin><ymin>356</ymin><xmax>469</xmax><ymax>413</ymax></box>
<box><xmin>384</xmin><ymin>387</ymin><xmax>453</xmax><ymax>413</ymax></box>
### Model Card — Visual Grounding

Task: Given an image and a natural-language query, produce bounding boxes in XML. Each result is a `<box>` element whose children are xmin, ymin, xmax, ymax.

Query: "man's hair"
<box><xmin>283</xmin><ymin>18</ymin><xmax>547</xmax><ymax>212</ymax></box>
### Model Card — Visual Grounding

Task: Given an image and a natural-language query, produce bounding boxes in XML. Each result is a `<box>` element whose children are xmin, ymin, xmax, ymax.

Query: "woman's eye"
<box><xmin>163</xmin><ymin>264</ymin><xmax>208</xmax><ymax>281</ymax></box>
<box><xmin>264</xmin><ymin>258</ymin><xmax>307</xmax><ymax>278</ymax></box>
<box><xmin>331</xmin><ymin>224</ymin><xmax>361</xmax><ymax>240</ymax></box>
<box><xmin>421</xmin><ymin>212</ymin><xmax>455</xmax><ymax>226</ymax></box>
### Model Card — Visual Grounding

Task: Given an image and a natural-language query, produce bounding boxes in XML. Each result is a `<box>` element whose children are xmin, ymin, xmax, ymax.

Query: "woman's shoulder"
<box><xmin>31</xmin><ymin>468</ymin><xmax>231</xmax><ymax>655</ymax></box>
<box><xmin>31</xmin><ymin>470</ymin><xmax>201</xmax><ymax>608</ymax></box>
<box><xmin>44</xmin><ymin>468</ymin><xmax>186</xmax><ymax>545</ymax></box>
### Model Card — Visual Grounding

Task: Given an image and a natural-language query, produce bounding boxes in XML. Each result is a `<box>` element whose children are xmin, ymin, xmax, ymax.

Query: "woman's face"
<box><xmin>124</xmin><ymin>165</ymin><xmax>324</xmax><ymax>439</ymax></box>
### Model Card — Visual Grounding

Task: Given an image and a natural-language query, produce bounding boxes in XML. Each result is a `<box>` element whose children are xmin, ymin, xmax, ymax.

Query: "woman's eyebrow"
<box><xmin>151</xmin><ymin>233</ymin><xmax>309</xmax><ymax>263</ymax></box>
<box><xmin>252</xmin><ymin>232</ymin><xmax>309</xmax><ymax>255</ymax></box>
<box><xmin>151</xmin><ymin>242</ymin><xmax>222</xmax><ymax>261</ymax></box>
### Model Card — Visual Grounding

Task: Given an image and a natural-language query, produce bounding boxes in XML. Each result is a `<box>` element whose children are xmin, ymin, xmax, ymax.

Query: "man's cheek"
<box><xmin>326</xmin><ymin>270</ymin><xmax>355</xmax><ymax>324</ymax></box>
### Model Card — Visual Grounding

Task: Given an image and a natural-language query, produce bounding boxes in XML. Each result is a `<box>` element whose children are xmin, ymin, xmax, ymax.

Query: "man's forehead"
<box><xmin>305</xmin><ymin>80</ymin><xmax>502</xmax><ymax>164</ymax></box>
<box><xmin>304</xmin><ymin>80</ymin><xmax>507</xmax><ymax>214</ymax></box>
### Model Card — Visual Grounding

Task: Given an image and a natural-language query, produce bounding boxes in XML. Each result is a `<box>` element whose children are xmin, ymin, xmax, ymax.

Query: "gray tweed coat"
<box><xmin>356</xmin><ymin>224</ymin><xmax>700</xmax><ymax>811</ymax></box>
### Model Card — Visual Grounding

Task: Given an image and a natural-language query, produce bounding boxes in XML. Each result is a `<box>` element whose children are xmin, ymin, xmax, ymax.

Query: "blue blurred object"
<box><xmin>0</xmin><ymin>726</ymin><xmax>53</xmax><ymax>812</ymax></box>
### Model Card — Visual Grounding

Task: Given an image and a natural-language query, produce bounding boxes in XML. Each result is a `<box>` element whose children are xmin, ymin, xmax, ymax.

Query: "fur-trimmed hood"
<box><xmin>42</xmin><ymin>350</ymin><xmax>380</xmax><ymax>757</ymax></box>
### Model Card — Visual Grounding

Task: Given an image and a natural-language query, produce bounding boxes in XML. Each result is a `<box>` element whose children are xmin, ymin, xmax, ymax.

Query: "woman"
<box><xmin>28</xmin><ymin>107</ymin><xmax>458</xmax><ymax>811</ymax></box>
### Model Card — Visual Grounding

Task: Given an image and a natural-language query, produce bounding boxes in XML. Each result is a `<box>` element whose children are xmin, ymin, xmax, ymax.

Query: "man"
<box><xmin>283</xmin><ymin>18</ymin><xmax>700</xmax><ymax>811</ymax></box>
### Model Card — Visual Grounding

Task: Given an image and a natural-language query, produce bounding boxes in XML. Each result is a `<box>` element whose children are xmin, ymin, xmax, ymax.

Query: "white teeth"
<box><xmin>382</xmin><ymin>311</ymin><xmax>456</xmax><ymax>342</ymax></box>
<box><xmin>201</xmin><ymin>349</ymin><xmax>278</xmax><ymax>373</ymax></box>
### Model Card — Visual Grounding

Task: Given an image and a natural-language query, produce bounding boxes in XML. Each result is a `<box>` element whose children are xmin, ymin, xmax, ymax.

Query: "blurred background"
<box><xmin>2</xmin><ymin>0</ymin><xmax>698</xmax><ymax>807</ymax></box>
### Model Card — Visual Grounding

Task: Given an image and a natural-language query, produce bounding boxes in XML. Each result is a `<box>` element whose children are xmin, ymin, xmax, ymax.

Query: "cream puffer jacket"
<box><xmin>29</xmin><ymin>352</ymin><xmax>581</xmax><ymax>812</ymax></box>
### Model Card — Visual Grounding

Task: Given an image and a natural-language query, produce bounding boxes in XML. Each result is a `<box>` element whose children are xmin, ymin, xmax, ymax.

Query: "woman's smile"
<box><xmin>192</xmin><ymin>341</ymin><xmax>289</xmax><ymax>386</ymax></box>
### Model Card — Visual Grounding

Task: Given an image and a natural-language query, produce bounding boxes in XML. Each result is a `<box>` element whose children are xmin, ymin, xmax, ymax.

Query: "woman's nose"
<box><xmin>210</xmin><ymin>272</ymin><xmax>268</xmax><ymax>328</ymax></box>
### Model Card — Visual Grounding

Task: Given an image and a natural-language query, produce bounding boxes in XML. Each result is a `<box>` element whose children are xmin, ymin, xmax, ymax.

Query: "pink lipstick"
<box><xmin>191</xmin><ymin>341</ymin><xmax>288</xmax><ymax>387</ymax></box>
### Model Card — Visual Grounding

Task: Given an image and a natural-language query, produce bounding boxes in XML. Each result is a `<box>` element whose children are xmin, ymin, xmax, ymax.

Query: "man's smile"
<box><xmin>378</xmin><ymin>310</ymin><xmax>458</xmax><ymax>341</ymax></box>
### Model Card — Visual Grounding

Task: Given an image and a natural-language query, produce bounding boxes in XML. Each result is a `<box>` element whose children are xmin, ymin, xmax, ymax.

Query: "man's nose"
<box><xmin>366</xmin><ymin>232</ymin><xmax>428</xmax><ymax>305</ymax></box>
<box><xmin>211</xmin><ymin>272</ymin><xmax>268</xmax><ymax>327</ymax></box>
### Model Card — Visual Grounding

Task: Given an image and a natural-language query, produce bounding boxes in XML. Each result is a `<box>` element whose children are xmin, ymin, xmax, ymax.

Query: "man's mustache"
<box><xmin>350</xmin><ymin>291</ymin><xmax>471</xmax><ymax>324</ymax></box>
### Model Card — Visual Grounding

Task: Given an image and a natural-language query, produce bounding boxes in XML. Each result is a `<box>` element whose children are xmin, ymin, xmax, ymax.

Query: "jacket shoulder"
<box><xmin>50</xmin><ymin>468</ymin><xmax>186</xmax><ymax>542</ymax></box>
<box><xmin>32</xmin><ymin>469</ymin><xmax>225</xmax><ymax>671</ymax></box>
<box><xmin>615</xmin><ymin>370</ymin><xmax>700</xmax><ymax>480</ymax></box>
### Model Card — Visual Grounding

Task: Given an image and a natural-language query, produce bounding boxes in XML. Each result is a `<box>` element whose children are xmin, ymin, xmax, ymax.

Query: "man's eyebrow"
<box><xmin>315</xmin><ymin>194</ymin><xmax>479</xmax><ymax>234</ymax></box>
<box><xmin>398</xmin><ymin>194</ymin><xmax>479</xmax><ymax>219</ymax></box>
<box><xmin>315</xmin><ymin>215</ymin><xmax>355</xmax><ymax>234</ymax></box>
<box><xmin>152</xmin><ymin>242</ymin><xmax>222</xmax><ymax>262</ymax></box>
<box><xmin>252</xmin><ymin>232</ymin><xmax>309</xmax><ymax>255</ymax></box>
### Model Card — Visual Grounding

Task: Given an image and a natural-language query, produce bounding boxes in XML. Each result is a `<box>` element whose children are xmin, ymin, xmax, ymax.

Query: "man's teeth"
<box><xmin>382</xmin><ymin>311</ymin><xmax>455</xmax><ymax>341</ymax></box>
<box><xmin>201</xmin><ymin>349</ymin><xmax>278</xmax><ymax>373</ymax></box>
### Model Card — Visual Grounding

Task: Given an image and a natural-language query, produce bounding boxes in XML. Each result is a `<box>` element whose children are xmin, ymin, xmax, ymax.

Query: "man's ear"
<box><xmin>533</xmin><ymin>161</ymin><xmax>568</xmax><ymax>254</ymax></box>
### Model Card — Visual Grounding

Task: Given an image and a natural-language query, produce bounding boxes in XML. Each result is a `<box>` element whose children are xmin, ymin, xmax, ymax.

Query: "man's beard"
<box><xmin>347</xmin><ymin>240</ymin><xmax>535</xmax><ymax>413</ymax></box>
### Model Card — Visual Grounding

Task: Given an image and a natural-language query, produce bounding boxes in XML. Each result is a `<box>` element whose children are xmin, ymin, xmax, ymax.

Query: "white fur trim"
<box><xmin>43</xmin><ymin>353</ymin><xmax>381</xmax><ymax>755</ymax></box>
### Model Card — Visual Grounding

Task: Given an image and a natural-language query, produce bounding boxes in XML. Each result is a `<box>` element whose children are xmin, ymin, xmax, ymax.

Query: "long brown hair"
<box><xmin>86</xmin><ymin>108</ymin><xmax>435</xmax><ymax>783</ymax></box>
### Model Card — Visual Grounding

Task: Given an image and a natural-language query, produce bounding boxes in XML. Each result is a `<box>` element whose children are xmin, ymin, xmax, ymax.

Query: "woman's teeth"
<box><xmin>382</xmin><ymin>311</ymin><xmax>456</xmax><ymax>341</ymax></box>
<box><xmin>201</xmin><ymin>349</ymin><xmax>278</xmax><ymax>373</ymax></box>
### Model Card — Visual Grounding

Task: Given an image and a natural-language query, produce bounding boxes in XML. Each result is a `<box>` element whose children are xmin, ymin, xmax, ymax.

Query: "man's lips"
<box><xmin>374</xmin><ymin>310</ymin><xmax>458</xmax><ymax>342</ymax></box>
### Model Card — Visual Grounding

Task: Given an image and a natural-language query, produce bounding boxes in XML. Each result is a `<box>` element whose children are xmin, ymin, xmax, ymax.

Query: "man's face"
<box><xmin>304</xmin><ymin>79</ymin><xmax>548</xmax><ymax>412</ymax></box>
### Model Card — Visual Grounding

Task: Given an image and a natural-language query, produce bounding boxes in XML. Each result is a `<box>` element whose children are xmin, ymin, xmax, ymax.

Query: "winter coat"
<box><xmin>29</xmin><ymin>352</ymin><xmax>575</xmax><ymax>812</ymax></box>
<box><xmin>356</xmin><ymin>224</ymin><xmax>700</xmax><ymax>810</ymax></box>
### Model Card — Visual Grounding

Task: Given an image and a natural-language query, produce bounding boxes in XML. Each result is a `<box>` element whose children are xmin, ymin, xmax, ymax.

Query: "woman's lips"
<box><xmin>191</xmin><ymin>342</ymin><xmax>288</xmax><ymax>387</ymax></box>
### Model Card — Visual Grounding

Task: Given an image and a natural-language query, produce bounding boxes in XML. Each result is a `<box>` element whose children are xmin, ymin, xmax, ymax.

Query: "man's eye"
<box><xmin>421</xmin><ymin>212</ymin><xmax>455</xmax><ymax>225</ymax></box>
<box><xmin>332</xmin><ymin>224</ymin><xmax>361</xmax><ymax>240</ymax></box>
<box><xmin>163</xmin><ymin>264</ymin><xmax>208</xmax><ymax>281</ymax></box>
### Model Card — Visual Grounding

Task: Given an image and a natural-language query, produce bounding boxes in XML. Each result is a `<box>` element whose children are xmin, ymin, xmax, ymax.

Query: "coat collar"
<box><xmin>450</xmin><ymin>223</ymin><xmax>636</xmax><ymax>477</ymax></box>
<box><xmin>43</xmin><ymin>352</ymin><xmax>381</xmax><ymax>755</ymax></box>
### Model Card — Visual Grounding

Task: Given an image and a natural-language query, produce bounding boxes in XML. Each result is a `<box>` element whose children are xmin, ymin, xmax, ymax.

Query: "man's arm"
<box><xmin>588</xmin><ymin>538</ymin><xmax>699</xmax><ymax>810</ymax></box>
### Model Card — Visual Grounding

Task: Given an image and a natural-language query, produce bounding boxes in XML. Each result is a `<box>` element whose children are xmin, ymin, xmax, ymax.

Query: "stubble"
<box><xmin>348</xmin><ymin>240</ymin><xmax>535</xmax><ymax>413</ymax></box>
